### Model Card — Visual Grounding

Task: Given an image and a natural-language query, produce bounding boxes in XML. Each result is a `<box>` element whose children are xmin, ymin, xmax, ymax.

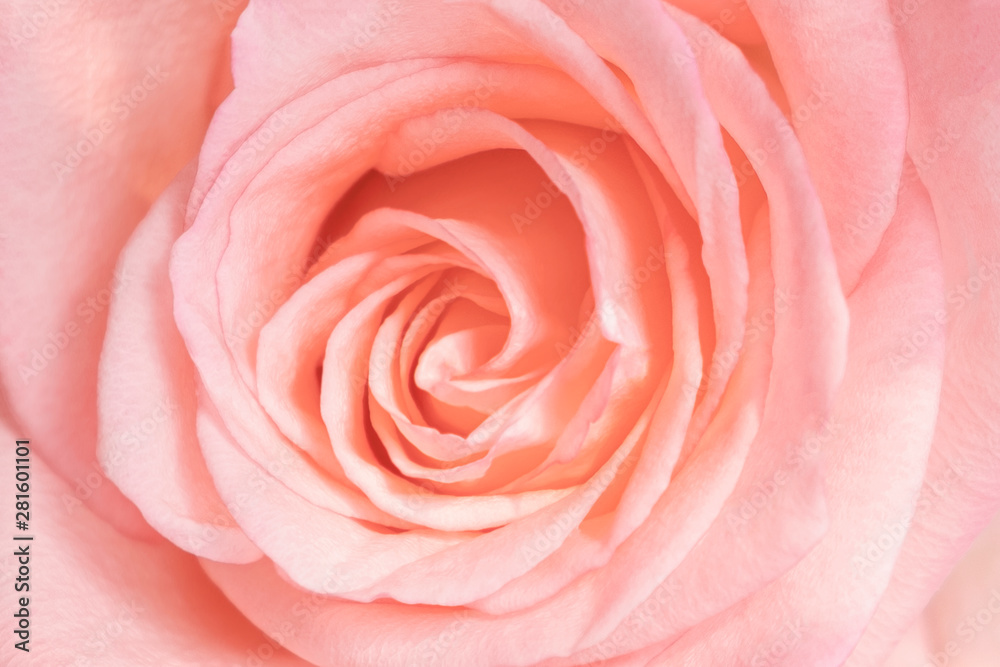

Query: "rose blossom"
<box><xmin>1</xmin><ymin>0</ymin><xmax>999</xmax><ymax>665</ymax></box>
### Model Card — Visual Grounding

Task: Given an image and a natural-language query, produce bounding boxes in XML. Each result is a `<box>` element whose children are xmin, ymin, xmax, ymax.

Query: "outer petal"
<box><xmin>885</xmin><ymin>514</ymin><xmax>1000</xmax><ymax>667</ymax></box>
<box><xmin>0</xmin><ymin>422</ymin><xmax>307</xmax><ymax>666</ymax></box>
<box><xmin>745</xmin><ymin>0</ymin><xmax>910</xmax><ymax>290</ymax></box>
<box><xmin>847</xmin><ymin>1</ymin><xmax>1000</xmax><ymax>663</ymax></box>
<box><xmin>642</xmin><ymin>141</ymin><xmax>947</xmax><ymax>666</ymax></box>
<box><xmin>97</xmin><ymin>164</ymin><xmax>261</xmax><ymax>563</ymax></box>
<box><xmin>882</xmin><ymin>509</ymin><xmax>1000</xmax><ymax>667</ymax></box>
<box><xmin>0</xmin><ymin>0</ymin><xmax>246</xmax><ymax>536</ymax></box>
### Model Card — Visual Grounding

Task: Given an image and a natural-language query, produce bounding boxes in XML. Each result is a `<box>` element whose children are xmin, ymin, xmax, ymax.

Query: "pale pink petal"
<box><xmin>0</xmin><ymin>0</ymin><xmax>245</xmax><ymax>536</ymax></box>
<box><xmin>0</xmin><ymin>423</ymin><xmax>306</xmax><ymax>666</ymax></box>
<box><xmin>847</xmin><ymin>0</ymin><xmax>1000</xmax><ymax>662</ymax></box>
<box><xmin>745</xmin><ymin>0</ymin><xmax>910</xmax><ymax>290</ymax></box>
<box><xmin>98</xmin><ymin>165</ymin><xmax>260</xmax><ymax>562</ymax></box>
<box><xmin>639</xmin><ymin>144</ymin><xmax>946</xmax><ymax>667</ymax></box>
<box><xmin>882</xmin><ymin>509</ymin><xmax>1000</xmax><ymax>667</ymax></box>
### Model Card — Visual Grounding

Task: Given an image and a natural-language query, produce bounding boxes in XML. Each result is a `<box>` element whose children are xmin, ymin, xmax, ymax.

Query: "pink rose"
<box><xmin>2</xmin><ymin>0</ymin><xmax>999</xmax><ymax>665</ymax></box>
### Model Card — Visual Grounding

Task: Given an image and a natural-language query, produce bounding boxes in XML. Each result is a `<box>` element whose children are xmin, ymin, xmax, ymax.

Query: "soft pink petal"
<box><xmin>847</xmin><ymin>1</ymin><xmax>1000</xmax><ymax>662</ymax></box>
<box><xmin>882</xmin><ymin>509</ymin><xmax>1000</xmax><ymax>667</ymax></box>
<box><xmin>0</xmin><ymin>0</ymin><xmax>245</xmax><ymax>536</ymax></box>
<box><xmin>97</xmin><ymin>164</ymin><xmax>260</xmax><ymax>562</ymax></box>
<box><xmin>0</xmin><ymin>422</ymin><xmax>306</xmax><ymax>666</ymax></box>
<box><xmin>745</xmin><ymin>0</ymin><xmax>910</xmax><ymax>290</ymax></box>
<box><xmin>642</xmin><ymin>142</ymin><xmax>946</xmax><ymax>667</ymax></box>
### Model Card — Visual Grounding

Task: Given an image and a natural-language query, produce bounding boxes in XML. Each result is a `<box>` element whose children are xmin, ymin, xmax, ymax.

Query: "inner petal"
<box><xmin>330</xmin><ymin>148</ymin><xmax>592</xmax><ymax>380</ymax></box>
<box><xmin>412</xmin><ymin>303</ymin><xmax>509</xmax><ymax>435</ymax></box>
